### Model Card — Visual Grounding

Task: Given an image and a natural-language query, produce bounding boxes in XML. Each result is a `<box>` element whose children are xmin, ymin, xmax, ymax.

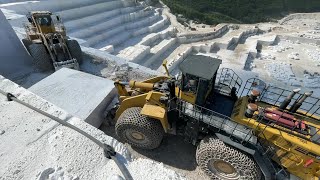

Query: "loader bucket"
<box><xmin>53</xmin><ymin>58</ymin><xmax>80</xmax><ymax>71</ymax></box>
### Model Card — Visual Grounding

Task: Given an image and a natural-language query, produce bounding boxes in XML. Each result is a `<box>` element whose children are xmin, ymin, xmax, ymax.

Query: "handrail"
<box><xmin>172</xmin><ymin>99</ymin><xmax>256</xmax><ymax>144</ymax></box>
<box><xmin>216</xmin><ymin>68</ymin><xmax>243</xmax><ymax>95</ymax></box>
<box><xmin>241</xmin><ymin>78</ymin><xmax>320</xmax><ymax>120</ymax></box>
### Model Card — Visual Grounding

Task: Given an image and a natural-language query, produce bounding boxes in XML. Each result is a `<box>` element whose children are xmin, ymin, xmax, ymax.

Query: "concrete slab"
<box><xmin>29</xmin><ymin>68</ymin><xmax>116</xmax><ymax>127</ymax></box>
<box><xmin>0</xmin><ymin>9</ymin><xmax>33</xmax><ymax>80</ymax></box>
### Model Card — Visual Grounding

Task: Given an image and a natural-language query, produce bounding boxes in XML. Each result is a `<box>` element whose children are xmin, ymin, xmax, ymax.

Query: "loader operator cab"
<box><xmin>179</xmin><ymin>55</ymin><xmax>222</xmax><ymax>106</ymax></box>
<box><xmin>27</xmin><ymin>11</ymin><xmax>57</xmax><ymax>34</ymax></box>
<box><xmin>37</xmin><ymin>15</ymin><xmax>52</xmax><ymax>26</ymax></box>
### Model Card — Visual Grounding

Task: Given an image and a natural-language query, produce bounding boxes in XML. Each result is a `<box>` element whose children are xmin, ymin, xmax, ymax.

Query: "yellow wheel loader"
<box><xmin>22</xmin><ymin>11</ymin><xmax>82</xmax><ymax>71</ymax></box>
<box><xmin>114</xmin><ymin>55</ymin><xmax>320</xmax><ymax>180</ymax></box>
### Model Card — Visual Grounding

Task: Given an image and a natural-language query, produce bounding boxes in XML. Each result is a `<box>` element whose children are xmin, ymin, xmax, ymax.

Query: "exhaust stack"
<box><xmin>289</xmin><ymin>91</ymin><xmax>313</xmax><ymax>113</ymax></box>
<box><xmin>248</xmin><ymin>89</ymin><xmax>260</xmax><ymax>103</ymax></box>
<box><xmin>279</xmin><ymin>88</ymin><xmax>301</xmax><ymax>110</ymax></box>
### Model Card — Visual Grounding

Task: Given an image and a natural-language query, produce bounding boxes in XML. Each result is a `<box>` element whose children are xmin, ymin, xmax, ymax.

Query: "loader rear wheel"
<box><xmin>196</xmin><ymin>137</ymin><xmax>261</xmax><ymax>180</ymax></box>
<box><xmin>67</xmin><ymin>40</ymin><xmax>83</xmax><ymax>64</ymax></box>
<box><xmin>29</xmin><ymin>43</ymin><xmax>53</xmax><ymax>72</ymax></box>
<box><xmin>115</xmin><ymin>107</ymin><xmax>164</xmax><ymax>149</ymax></box>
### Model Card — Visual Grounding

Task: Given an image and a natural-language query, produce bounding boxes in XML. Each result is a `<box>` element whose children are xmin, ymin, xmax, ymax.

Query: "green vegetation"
<box><xmin>161</xmin><ymin>0</ymin><xmax>320</xmax><ymax>24</ymax></box>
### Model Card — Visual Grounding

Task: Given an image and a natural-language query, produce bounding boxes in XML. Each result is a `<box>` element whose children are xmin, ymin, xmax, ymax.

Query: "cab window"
<box><xmin>37</xmin><ymin>15</ymin><xmax>52</xmax><ymax>26</ymax></box>
<box><xmin>182</xmin><ymin>74</ymin><xmax>199</xmax><ymax>93</ymax></box>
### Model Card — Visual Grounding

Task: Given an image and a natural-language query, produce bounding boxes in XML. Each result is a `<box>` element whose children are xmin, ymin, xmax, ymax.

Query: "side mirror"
<box><xmin>27</xmin><ymin>17</ymin><xmax>32</xmax><ymax>23</ymax></box>
<box><xmin>56</xmin><ymin>16</ymin><xmax>60</xmax><ymax>21</ymax></box>
<box><xmin>162</xmin><ymin>59</ymin><xmax>170</xmax><ymax>77</ymax></box>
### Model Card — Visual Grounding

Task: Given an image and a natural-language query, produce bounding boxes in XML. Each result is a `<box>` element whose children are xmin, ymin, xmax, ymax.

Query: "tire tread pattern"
<box><xmin>67</xmin><ymin>40</ymin><xmax>83</xmax><ymax>64</ymax></box>
<box><xmin>29</xmin><ymin>43</ymin><xmax>53</xmax><ymax>71</ymax></box>
<box><xmin>115</xmin><ymin>107</ymin><xmax>164</xmax><ymax>149</ymax></box>
<box><xmin>196</xmin><ymin>137</ymin><xmax>261</xmax><ymax>180</ymax></box>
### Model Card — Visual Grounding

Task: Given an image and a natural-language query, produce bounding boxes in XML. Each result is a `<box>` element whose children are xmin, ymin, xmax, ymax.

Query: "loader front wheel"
<box><xmin>29</xmin><ymin>43</ymin><xmax>53</xmax><ymax>72</ymax></box>
<box><xmin>22</xmin><ymin>38</ymin><xmax>32</xmax><ymax>52</ymax></box>
<box><xmin>115</xmin><ymin>107</ymin><xmax>164</xmax><ymax>149</ymax></box>
<box><xmin>196</xmin><ymin>137</ymin><xmax>261</xmax><ymax>180</ymax></box>
<box><xmin>67</xmin><ymin>39</ymin><xmax>83</xmax><ymax>64</ymax></box>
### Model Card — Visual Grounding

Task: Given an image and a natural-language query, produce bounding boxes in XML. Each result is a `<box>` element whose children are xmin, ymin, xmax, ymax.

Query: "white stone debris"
<box><xmin>304</xmin><ymin>72</ymin><xmax>320</xmax><ymax>88</ymax></box>
<box><xmin>304</xmin><ymin>48</ymin><xmax>320</xmax><ymax>66</ymax></box>
<box><xmin>264</xmin><ymin>62</ymin><xmax>301</xmax><ymax>86</ymax></box>
<box><xmin>288</xmin><ymin>52</ymin><xmax>300</xmax><ymax>60</ymax></box>
<box><xmin>259</xmin><ymin>53</ymin><xmax>276</xmax><ymax>60</ymax></box>
<box><xmin>268</xmin><ymin>43</ymin><xmax>293</xmax><ymax>53</ymax></box>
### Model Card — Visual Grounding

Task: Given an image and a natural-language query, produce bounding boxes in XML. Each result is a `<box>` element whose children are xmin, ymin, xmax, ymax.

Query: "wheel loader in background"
<box><xmin>113</xmin><ymin>55</ymin><xmax>320</xmax><ymax>180</ymax></box>
<box><xmin>22</xmin><ymin>11</ymin><xmax>82</xmax><ymax>71</ymax></box>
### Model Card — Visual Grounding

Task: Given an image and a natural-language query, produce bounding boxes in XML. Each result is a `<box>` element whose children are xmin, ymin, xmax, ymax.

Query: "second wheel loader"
<box><xmin>22</xmin><ymin>11</ymin><xmax>82</xmax><ymax>71</ymax></box>
<box><xmin>113</xmin><ymin>55</ymin><xmax>320</xmax><ymax>180</ymax></box>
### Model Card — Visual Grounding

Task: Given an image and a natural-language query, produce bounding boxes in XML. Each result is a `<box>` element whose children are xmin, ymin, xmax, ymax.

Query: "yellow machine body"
<box><xmin>232</xmin><ymin>96</ymin><xmax>320</xmax><ymax>180</ymax></box>
<box><xmin>25</xmin><ymin>11</ymin><xmax>67</xmax><ymax>41</ymax></box>
<box><xmin>115</xmin><ymin>78</ymin><xmax>320</xmax><ymax>179</ymax></box>
<box><xmin>114</xmin><ymin>57</ymin><xmax>320</xmax><ymax>179</ymax></box>
<box><xmin>115</xmin><ymin>76</ymin><xmax>173</xmax><ymax>132</ymax></box>
<box><xmin>23</xmin><ymin>11</ymin><xmax>81</xmax><ymax>71</ymax></box>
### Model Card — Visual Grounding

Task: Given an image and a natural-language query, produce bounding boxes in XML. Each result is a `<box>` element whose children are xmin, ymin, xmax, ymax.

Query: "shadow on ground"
<box><xmin>100</xmin><ymin>124</ymin><xmax>198</xmax><ymax>171</ymax></box>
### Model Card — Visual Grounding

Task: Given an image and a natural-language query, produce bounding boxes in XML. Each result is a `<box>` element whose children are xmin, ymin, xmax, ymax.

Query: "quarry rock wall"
<box><xmin>0</xmin><ymin>10</ymin><xmax>33</xmax><ymax>80</ymax></box>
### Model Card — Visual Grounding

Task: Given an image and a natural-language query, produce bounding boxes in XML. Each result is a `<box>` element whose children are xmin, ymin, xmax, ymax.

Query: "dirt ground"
<box><xmin>100</xmin><ymin>124</ymin><xmax>210</xmax><ymax>180</ymax></box>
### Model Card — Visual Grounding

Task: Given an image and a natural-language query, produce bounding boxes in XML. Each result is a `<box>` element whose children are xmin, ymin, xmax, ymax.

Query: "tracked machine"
<box><xmin>113</xmin><ymin>55</ymin><xmax>320</xmax><ymax>180</ymax></box>
<box><xmin>22</xmin><ymin>11</ymin><xmax>82</xmax><ymax>71</ymax></box>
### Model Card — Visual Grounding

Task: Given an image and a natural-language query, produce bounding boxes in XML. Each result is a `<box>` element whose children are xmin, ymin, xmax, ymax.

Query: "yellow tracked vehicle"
<box><xmin>114</xmin><ymin>55</ymin><xmax>320</xmax><ymax>180</ymax></box>
<box><xmin>22</xmin><ymin>11</ymin><xmax>82</xmax><ymax>71</ymax></box>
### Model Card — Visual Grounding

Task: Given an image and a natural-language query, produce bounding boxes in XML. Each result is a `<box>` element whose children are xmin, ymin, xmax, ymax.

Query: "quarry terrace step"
<box><xmin>139</xmin><ymin>28</ymin><xmax>173</xmax><ymax>47</ymax></box>
<box><xmin>2</xmin><ymin>0</ymin><xmax>119</xmax><ymax>15</ymax></box>
<box><xmin>58</xmin><ymin>0</ymin><xmax>135</xmax><ymax>22</ymax></box>
<box><xmin>70</xmin><ymin>9</ymin><xmax>157</xmax><ymax>40</ymax></box>
<box><xmin>112</xmin><ymin>27</ymin><xmax>173</xmax><ymax>54</ymax></box>
<box><xmin>90</xmin><ymin>13</ymin><xmax>167</xmax><ymax>49</ymax></box>
<box><xmin>157</xmin><ymin>45</ymin><xmax>193</xmax><ymax>74</ymax></box>
<box><xmin>117</xmin><ymin>45</ymin><xmax>151</xmax><ymax>62</ymax></box>
<box><xmin>65</xmin><ymin>6</ymin><xmax>143</xmax><ymax>32</ymax></box>
<box><xmin>143</xmin><ymin>38</ymin><xmax>178</xmax><ymax>69</ymax></box>
<box><xmin>95</xmin><ymin>16</ymin><xmax>169</xmax><ymax>49</ymax></box>
<box><xmin>115</xmin><ymin>28</ymin><xmax>174</xmax><ymax>67</ymax></box>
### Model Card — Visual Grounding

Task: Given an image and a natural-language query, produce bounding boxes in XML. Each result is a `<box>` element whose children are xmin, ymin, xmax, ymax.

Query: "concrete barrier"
<box><xmin>0</xmin><ymin>9</ymin><xmax>33</xmax><ymax>80</ymax></box>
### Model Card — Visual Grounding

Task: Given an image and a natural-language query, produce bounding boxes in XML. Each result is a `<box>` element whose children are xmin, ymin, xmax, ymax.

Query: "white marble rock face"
<box><xmin>28</xmin><ymin>68</ymin><xmax>116</xmax><ymax>128</ymax></box>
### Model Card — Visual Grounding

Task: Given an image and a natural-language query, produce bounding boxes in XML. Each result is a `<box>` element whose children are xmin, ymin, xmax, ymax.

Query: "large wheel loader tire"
<box><xmin>22</xmin><ymin>38</ymin><xmax>32</xmax><ymax>52</ymax></box>
<box><xmin>196</xmin><ymin>137</ymin><xmax>261</xmax><ymax>180</ymax></box>
<box><xmin>115</xmin><ymin>107</ymin><xmax>164</xmax><ymax>149</ymax></box>
<box><xmin>66</xmin><ymin>39</ymin><xmax>83</xmax><ymax>64</ymax></box>
<box><xmin>28</xmin><ymin>43</ymin><xmax>53</xmax><ymax>72</ymax></box>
